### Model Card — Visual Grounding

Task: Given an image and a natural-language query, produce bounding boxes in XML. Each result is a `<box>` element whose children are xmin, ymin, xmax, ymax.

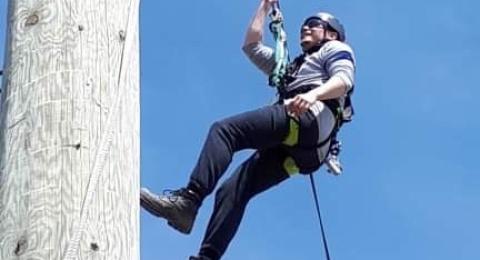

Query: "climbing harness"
<box><xmin>268</xmin><ymin>4</ymin><xmax>352</xmax><ymax>176</ymax></box>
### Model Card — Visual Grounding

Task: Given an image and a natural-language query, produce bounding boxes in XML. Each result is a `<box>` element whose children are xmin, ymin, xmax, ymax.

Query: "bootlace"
<box><xmin>162</xmin><ymin>188</ymin><xmax>187</xmax><ymax>203</ymax></box>
<box><xmin>164</xmin><ymin>188</ymin><xmax>202</xmax><ymax>205</ymax></box>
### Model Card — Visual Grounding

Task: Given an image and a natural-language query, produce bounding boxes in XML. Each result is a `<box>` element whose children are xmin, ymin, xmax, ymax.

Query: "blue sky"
<box><xmin>1</xmin><ymin>0</ymin><xmax>480</xmax><ymax>259</ymax></box>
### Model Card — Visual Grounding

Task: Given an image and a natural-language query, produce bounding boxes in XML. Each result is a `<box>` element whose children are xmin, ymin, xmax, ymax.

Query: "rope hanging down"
<box><xmin>268</xmin><ymin>3</ymin><xmax>333</xmax><ymax>260</ymax></box>
<box><xmin>0</xmin><ymin>70</ymin><xmax>3</xmax><ymax>93</ymax></box>
<box><xmin>309</xmin><ymin>173</ymin><xmax>332</xmax><ymax>260</ymax></box>
<box><xmin>63</xmin><ymin>0</ymin><xmax>139</xmax><ymax>258</ymax></box>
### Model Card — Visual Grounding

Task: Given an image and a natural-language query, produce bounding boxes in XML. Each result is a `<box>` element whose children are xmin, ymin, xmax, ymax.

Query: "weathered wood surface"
<box><xmin>0</xmin><ymin>0</ymin><xmax>140</xmax><ymax>259</ymax></box>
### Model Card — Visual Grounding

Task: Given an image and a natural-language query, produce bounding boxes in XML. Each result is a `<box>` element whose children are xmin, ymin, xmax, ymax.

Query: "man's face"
<box><xmin>300</xmin><ymin>18</ymin><xmax>328</xmax><ymax>51</ymax></box>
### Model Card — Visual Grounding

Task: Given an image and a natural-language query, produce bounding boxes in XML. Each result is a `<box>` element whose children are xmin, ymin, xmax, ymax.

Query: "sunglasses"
<box><xmin>302</xmin><ymin>18</ymin><xmax>328</xmax><ymax>29</ymax></box>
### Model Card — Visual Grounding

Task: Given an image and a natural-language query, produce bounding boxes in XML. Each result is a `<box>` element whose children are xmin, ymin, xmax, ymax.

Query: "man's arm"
<box><xmin>242</xmin><ymin>0</ymin><xmax>277</xmax><ymax>75</ymax></box>
<box><xmin>285</xmin><ymin>77</ymin><xmax>348</xmax><ymax>117</ymax></box>
<box><xmin>309</xmin><ymin>76</ymin><xmax>348</xmax><ymax>101</ymax></box>
<box><xmin>243</xmin><ymin>0</ymin><xmax>272</xmax><ymax>47</ymax></box>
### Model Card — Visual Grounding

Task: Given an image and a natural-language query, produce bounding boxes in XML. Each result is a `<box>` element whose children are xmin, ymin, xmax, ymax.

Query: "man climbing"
<box><xmin>140</xmin><ymin>0</ymin><xmax>356</xmax><ymax>259</ymax></box>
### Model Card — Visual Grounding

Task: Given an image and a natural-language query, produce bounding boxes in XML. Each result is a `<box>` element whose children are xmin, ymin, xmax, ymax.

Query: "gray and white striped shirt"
<box><xmin>242</xmin><ymin>40</ymin><xmax>355</xmax><ymax>97</ymax></box>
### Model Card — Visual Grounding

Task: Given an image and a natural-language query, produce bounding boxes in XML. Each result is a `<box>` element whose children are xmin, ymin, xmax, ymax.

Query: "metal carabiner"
<box><xmin>270</xmin><ymin>2</ymin><xmax>282</xmax><ymax>22</ymax></box>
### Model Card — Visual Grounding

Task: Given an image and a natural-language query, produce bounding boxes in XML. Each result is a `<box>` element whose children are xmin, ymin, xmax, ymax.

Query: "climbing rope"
<box><xmin>1</xmin><ymin>69</ymin><xmax>3</xmax><ymax>93</ymax></box>
<box><xmin>309</xmin><ymin>173</ymin><xmax>332</xmax><ymax>260</ymax></box>
<box><xmin>62</xmin><ymin>0</ymin><xmax>140</xmax><ymax>258</ymax></box>
<box><xmin>268</xmin><ymin>3</ymin><xmax>334</xmax><ymax>259</ymax></box>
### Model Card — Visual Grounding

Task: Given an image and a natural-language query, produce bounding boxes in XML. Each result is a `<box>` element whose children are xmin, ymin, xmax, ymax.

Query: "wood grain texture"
<box><xmin>0</xmin><ymin>0</ymin><xmax>140</xmax><ymax>259</ymax></box>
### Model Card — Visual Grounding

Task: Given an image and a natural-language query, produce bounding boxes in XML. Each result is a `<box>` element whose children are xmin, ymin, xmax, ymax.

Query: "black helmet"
<box><xmin>305</xmin><ymin>12</ymin><xmax>346</xmax><ymax>42</ymax></box>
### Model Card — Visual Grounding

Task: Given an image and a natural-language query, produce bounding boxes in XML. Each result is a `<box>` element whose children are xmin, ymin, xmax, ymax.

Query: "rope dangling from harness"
<box><xmin>268</xmin><ymin>2</ymin><xmax>289</xmax><ymax>88</ymax></box>
<box><xmin>309</xmin><ymin>173</ymin><xmax>332</xmax><ymax>260</ymax></box>
<box><xmin>268</xmin><ymin>4</ymin><xmax>334</xmax><ymax>259</ymax></box>
<box><xmin>0</xmin><ymin>69</ymin><xmax>4</xmax><ymax>93</ymax></box>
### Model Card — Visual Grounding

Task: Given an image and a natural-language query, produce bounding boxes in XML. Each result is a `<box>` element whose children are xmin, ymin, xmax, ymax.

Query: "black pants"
<box><xmin>187</xmin><ymin>104</ymin><xmax>325</xmax><ymax>260</ymax></box>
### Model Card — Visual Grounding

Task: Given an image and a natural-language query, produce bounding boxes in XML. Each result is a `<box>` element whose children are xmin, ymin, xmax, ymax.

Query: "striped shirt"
<box><xmin>242</xmin><ymin>40</ymin><xmax>355</xmax><ymax>102</ymax></box>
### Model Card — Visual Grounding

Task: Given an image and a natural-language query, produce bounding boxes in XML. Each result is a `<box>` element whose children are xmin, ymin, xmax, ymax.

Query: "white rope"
<box><xmin>63</xmin><ymin>0</ymin><xmax>140</xmax><ymax>258</ymax></box>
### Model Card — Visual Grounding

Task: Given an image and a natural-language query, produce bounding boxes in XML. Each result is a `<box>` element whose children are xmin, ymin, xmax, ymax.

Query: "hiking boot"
<box><xmin>140</xmin><ymin>187</ymin><xmax>200</xmax><ymax>234</ymax></box>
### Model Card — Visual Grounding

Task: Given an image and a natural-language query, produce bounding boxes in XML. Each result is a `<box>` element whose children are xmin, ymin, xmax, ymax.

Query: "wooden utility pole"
<box><xmin>0</xmin><ymin>0</ymin><xmax>140</xmax><ymax>259</ymax></box>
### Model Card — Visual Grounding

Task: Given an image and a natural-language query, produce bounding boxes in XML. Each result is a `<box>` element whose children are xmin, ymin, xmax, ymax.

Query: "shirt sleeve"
<box><xmin>321</xmin><ymin>41</ymin><xmax>356</xmax><ymax>93</ymax></box>
<box><xmin>242</xmin><ymin>42</ymin><xmax>276</xmax><ymax>76</ymax></box>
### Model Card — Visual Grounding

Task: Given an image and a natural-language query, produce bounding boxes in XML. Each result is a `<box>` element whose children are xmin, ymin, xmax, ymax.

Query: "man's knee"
<box><xmin>209</xmin><ymin>119</ymin><xmax>234</xmax><ymax>138</ymax></box>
